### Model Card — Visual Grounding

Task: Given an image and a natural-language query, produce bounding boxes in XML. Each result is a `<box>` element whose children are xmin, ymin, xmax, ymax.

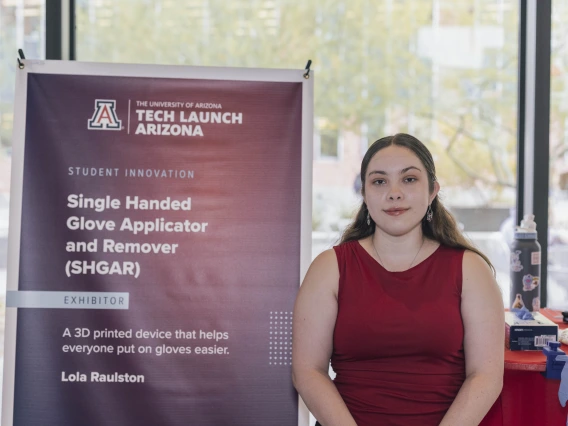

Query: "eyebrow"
<box><xmin>368</xmin><ymin>166</ymin><xmax>422</xmax><ymax>176</ymax></box>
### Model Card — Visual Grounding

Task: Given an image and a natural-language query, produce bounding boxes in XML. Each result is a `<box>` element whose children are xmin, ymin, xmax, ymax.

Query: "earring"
<box><xmin>367</xmin><ymin>212</ymin><xmax>371</xmax><ymax>226</ymax></box>
<box><xmin>426</xmin><ymin>205</ymin><xmax>433</xmax><ymax>222</ymax></box>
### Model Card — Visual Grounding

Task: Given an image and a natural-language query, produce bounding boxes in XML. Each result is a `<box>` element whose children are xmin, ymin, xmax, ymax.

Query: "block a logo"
<box><xmin>88</xmin><ymin>99</ymin><xmax>122</xmax><ymax>130</ymax></box>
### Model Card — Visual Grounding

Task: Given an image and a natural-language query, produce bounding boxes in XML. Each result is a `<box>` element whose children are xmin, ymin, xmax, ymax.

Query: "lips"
<box><xmin>384</xmin><ymin>208</ymin><xmax>409</xmax><ymax>216</ymax></box>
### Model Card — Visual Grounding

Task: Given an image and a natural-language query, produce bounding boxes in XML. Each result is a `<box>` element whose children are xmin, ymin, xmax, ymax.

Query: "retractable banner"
<box><xmin>2</xmin><ymin>61</ymin><xmax>312</xmax><ymax>426</ymax></box>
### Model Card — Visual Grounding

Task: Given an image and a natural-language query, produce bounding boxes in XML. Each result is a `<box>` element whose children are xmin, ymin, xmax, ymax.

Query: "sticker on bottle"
<box><xmin>510</xmin><ymin>250</ymin><xmax>523</xmax><ymax>272</ymax></box>
<box><xmin>531</xmin><ymin>251</ymin><xmax>541</xmax><ymax>265</ymax></box>
<box><xmin>522</xmin><ymin>274</ymin><xmax>539</xmax><ymax>291</ymax></box>
<box><xmin>532</xmin><ymin>297</ymin><xmax>540</xmax><ymax>312</ymax></box>
<box><xmin>512</xmin><ymin>293</ymin><xmax>524</xmax><ymax>309</ymax></box>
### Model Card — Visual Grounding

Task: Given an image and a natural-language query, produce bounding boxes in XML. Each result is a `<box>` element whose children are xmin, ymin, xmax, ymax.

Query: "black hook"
<box><xmin>303</xmin><ymin>59</ymin><xmax>312</xmax><ymax>79</ymax></box>
<box><xmin>17</xmin><ymin>49</ymin><xmax>26</xmax><ymax>69</ymax></box>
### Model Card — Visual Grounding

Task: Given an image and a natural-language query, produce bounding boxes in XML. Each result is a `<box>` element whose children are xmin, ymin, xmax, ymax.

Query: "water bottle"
<box><xmin>510</xmin><ymin>214</ymin><xmax>541</xmax><ymax>312</ymax></box>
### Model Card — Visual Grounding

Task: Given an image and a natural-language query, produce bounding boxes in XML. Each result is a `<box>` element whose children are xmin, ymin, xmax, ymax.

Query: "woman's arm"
<box><xmin>439</xmin><ymin>250</ymin><xmax>505</xmax><ymax>426</ymax></box>
<box><xmin>292</xmin><ymin>249</ymin><xmax>358</xmax><ymax>426</ymax></box>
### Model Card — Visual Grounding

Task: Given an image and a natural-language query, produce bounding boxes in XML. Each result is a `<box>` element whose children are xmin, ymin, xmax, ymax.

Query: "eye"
<box><xmin>404</xmin><ymin>177</ymin><xmax>417</xmax><ymax>183</ymax></box>
<box><xmin>372</xmin><ymin>178</ymin><xmax>386</xmax><ymax>185</ymax></box>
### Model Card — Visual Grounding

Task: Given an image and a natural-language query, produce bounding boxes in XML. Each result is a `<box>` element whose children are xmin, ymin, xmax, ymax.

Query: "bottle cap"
<box><xmin>520</xmin><ymin>214</ymin><xmax>537</xmax><ymax>231</ymax></box>
<box><xmin>515</xmin><ymin>214</ymin><xmax>537</xmax><ymax>239</ymax></box>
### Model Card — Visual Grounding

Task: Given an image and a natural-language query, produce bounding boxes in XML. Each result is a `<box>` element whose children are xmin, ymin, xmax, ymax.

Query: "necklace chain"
<box><xmin>372</xmin><ymin>236</ymin><xmax>425</xmax><ymax>271</ymax></box>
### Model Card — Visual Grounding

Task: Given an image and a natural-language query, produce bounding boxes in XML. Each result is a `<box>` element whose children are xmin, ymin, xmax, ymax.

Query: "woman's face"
<box><xmin>364</xmin><ymin>145</ymin><xmax>439</xmax><ymax>237</ymax></box>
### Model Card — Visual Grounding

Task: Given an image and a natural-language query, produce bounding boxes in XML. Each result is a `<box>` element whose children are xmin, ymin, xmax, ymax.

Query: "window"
<box><xmin>315</xmin><ymin>118</ymin><xmax>341</xmax><ymax>160</ymax></box>
<box><xmin>548</xmin><ymin>0</ymin><xmax>568</xmax><ymax>309</ymax></box>
<box><xmin>76</xmin><ymin>0</ymin><xmax>519</xmax><ymax>300</ymax></box>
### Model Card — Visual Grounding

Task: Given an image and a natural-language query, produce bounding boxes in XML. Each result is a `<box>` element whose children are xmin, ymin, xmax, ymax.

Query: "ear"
<box><xmin>429</xmin><ymin>180</ymin><xmax>440</xmax><ymax>205</ymax></box>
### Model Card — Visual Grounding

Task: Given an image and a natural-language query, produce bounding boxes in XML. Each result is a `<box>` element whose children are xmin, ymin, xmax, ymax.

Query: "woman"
<box><xmin>292</xmin><ymin>133</ymin><xmax>504</xmax><ymax>426</ymax></box>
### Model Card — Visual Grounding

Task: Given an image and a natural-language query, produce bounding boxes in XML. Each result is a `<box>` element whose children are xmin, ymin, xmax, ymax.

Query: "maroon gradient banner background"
<box><xmin>12</xmin><ymin>72</ymin><xmax>302</xmax><ymax>425</ymax></box>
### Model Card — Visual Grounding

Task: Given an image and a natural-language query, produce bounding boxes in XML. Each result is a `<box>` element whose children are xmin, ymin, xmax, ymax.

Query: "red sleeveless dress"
<box><xmin>330</xmin><ymin>240</ymin><xmax>502</xmax><ymax>426</ymax></box>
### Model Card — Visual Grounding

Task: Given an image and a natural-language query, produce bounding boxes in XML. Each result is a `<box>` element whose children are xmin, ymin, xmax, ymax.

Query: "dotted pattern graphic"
<box><xmin>269</xmin><ymin>311</ymin><xmax>293</xmax><ymax>366</ymax></box>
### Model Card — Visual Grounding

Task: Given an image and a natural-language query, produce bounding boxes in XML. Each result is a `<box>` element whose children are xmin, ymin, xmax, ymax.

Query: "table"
<box><xmin>501</xmin><ymin>308</ymin><xmax>568</xmax><ymax>425</ymax></box>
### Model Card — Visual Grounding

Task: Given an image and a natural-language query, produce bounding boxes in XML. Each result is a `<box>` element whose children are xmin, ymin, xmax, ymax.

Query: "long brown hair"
<box><xmin>340</xmin><ymin>133</ymin><xmax>495</xmax><ymax>273</ymax></box>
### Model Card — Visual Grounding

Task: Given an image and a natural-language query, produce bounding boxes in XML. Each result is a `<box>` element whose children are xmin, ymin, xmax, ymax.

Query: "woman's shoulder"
<box><xmin>302</xmin><ymin>249</ymin><xmax>340</xmax><ymax>298</ymax></box>
<box><xmin>313</xmin><ymin>248</ymin><xmax>339</xmax><ymax>265</ymax></box>
<box><xmin>308</xmin><ymin>248</ymin><xmax>340</xmax><ymax>278</ymax></box>
<box><xmin>460</xmin><ymin>250</ymin><xmax>503</xmax><ymax>316</ymax></box>
<box><xmin>461</xmin><ymin>249</ymin><xmax>498</xmax><ymax>293</ymax></box>
<box><xmin>461</xmin><ymin>249</ymin><xmax>493</xmax><ymax>273</ymax></box>
<box><xmin>461</xmin><ymin>248</ymin><xmax>490</xmax><ymax>264</ymax></box>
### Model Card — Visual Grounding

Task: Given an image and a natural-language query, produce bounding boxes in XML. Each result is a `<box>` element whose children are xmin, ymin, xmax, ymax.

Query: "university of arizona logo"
<box><xmin>88</xmin><ymin>100</ymin><xmax>122</xmax><ymax>130</ymax></box>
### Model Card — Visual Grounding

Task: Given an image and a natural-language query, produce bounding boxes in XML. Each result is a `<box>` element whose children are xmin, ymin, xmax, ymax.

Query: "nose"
<box><xmin>387</xmin><ymin>183</ymin><xmax>403</xmax><ymax>200</ymax></box>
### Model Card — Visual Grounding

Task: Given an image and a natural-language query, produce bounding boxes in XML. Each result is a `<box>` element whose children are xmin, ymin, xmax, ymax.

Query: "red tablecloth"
<box><xmin>502</xmin><ymin>308</ymin><xmax>568</xmax><ymax>425</ymax></box>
